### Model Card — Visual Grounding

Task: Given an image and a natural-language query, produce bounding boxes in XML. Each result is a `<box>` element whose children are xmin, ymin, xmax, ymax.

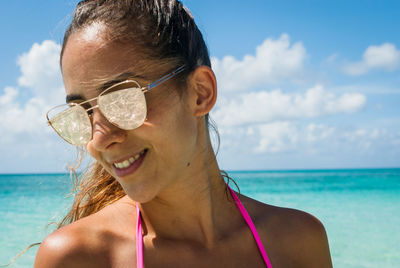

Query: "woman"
<box><xmin>35</xmin><ymin>0</ymin><xmax>332</xmax><ymax>267</ymax></box>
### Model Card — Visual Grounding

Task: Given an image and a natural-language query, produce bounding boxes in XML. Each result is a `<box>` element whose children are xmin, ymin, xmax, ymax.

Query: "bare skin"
<box><xmin>34</xmin><ymin>24</ymin><xmax>332</xmax><ymax>268</ymax></box>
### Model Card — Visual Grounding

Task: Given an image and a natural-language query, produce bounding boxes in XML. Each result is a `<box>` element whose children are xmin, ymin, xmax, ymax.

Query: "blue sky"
<box><xmin>0</xmin><ymin>0</ymin><xmax>399</xmax><ymax>173</ymax></box>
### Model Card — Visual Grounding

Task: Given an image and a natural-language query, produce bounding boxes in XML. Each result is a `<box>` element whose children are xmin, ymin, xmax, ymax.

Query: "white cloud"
<box><xmin>256</xmin><ymin>122</ymin><xmax>298</xmax><ymax>153</ymax></box>
<box><xmin>0</xmin><ymin>40</ymin><xmax>64</xmax><ymax>136</ymax></box>
<box><xmin>18</xmin><ymin>40</ymin><xmax>62</xmax><ymax>93</ymax></box>
<box><xmin>0</xmin><ymin>40</ymin><xmax>74</xmax><ymax>173</ymax></box>
<box><xmin>208</xmin><ymin>34</ymin><xmax>399</xmax><ymax>168</ymax></box>
<box><xmin>0</xmin><ymin>88</ymin><xmax>46</xmax><ymax>135</ymax></box>
<box><xmin>0</xmin><ymin>87</ymin><xmax>18</xmax><ymax>106</ymax></box>
<box><xmin>212</xmin><ymin>85</ymin><xmax>366</xmax><ymax>127</ymax></box>
<box><xmin>330</xmin><ymin>84</ymin><xmax>400</xmax><ymax>95</ymax></box>
<box><xmin>211</xmin><ymin>33</ymin><xmax>307</xmax><ymax>92</ymax></box>
<box><xmin>254</xmin><ymin>122</ymin><xmax>336</xmax><ymax>153</ymax></box>
<box><xmin>343</xmin><ymin>43</ymin><xmax>400</xmax><ymax>75</ymax></box>
<box><xmin>305</xmin><ymin>123</ymin><xmax>335</xmax><ymax>143</ymax></box>
<box><xmin>253</xmin><ymin>123</ymin><xmax>398</xmax><ymax>154</ymax></box>
<box><xmin>219</xmin><ymin>121</ymin><xmax>396</xmax><ymax>155</ymax></box>
<box><xmin>256</xmin><ymin>122</ymin><xmax>339</xmax><ymax>153</ymax></box>
<box><xmin>326</xmin><ymin>53</ymin><xmax>339</xmax><ymax>63</ymax></box>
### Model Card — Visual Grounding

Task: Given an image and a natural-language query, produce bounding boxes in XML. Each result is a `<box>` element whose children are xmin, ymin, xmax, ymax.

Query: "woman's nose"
<box><xmin>89</xmin><ymin>109</ymin><xmax>127</xmax><ymax>151</ymax></box>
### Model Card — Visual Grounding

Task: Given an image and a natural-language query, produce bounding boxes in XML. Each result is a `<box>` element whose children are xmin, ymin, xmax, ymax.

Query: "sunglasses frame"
<box><xmin>47</xmin><ymin>65</ymin><xmax>186</xmax><ymax>145</ymax></box>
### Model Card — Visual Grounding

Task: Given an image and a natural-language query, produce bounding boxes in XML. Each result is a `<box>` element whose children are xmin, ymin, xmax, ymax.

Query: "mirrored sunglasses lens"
<box><xmin>98</xmin><ymin>87</ymin><xmax>146</xmax><ymax>130</ymax></box>
<box><xmin>49</xmin><ymin>105</ymin><xmax>92</xmax><ymax>145</ymax></box>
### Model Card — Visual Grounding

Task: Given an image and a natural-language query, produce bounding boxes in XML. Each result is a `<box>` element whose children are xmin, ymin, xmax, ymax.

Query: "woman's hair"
<box><xmin>61</xmin><ymin>0</ymin><xmax>211</xmax><ymax>69</ymax></box>
<box><xmin>58</xmin><ymin>0</ymin><xmax>216</xmax><ymax>228</ymax></box>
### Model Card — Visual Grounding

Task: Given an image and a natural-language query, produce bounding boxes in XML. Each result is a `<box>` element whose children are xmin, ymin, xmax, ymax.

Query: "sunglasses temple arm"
<box><xmin>147</xmin><ymin>65</ymin><xmax>186</xmax><ymax>91</ymax></box>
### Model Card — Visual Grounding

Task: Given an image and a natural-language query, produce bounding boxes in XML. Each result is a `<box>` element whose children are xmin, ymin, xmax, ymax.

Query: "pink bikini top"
<box><xmin>136</xmin><ymin>187</ymin><xmax>273</xmax><ymax>268</ymax></box>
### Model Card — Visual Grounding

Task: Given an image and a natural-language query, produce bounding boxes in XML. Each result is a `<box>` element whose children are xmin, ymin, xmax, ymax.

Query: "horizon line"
<box><xmin>1</xmin><ymin>166</ymin><xmax>399</xmax><ymax>175</ymax></box>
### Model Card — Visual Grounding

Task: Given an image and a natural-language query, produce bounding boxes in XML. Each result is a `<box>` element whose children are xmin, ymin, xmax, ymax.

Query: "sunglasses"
<box><xmin>47</xmin><ymin>65</ymin><xmax>186</xmax><ymax>146</ymax></box>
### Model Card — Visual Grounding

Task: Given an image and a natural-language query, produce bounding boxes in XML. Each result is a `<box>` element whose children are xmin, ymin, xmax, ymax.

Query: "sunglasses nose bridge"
<box><xmin>86</xmin><ymin>104</ymin><xmax>99</xmax><ymax>114</ymax></box>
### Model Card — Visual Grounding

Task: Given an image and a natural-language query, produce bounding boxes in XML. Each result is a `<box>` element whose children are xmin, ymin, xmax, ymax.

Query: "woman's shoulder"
<box><xmin>34</xmin><ymin>213</ymin><xmax>110</xmax><ymax>267</ymax></box>
<box><xmin>34</xmin><ymin>196</ymin><xmax>137</xmax><ymax>268</ymax></box>
<box><xmin>240</xmin><ymin>194</ymin><xmax>332</xmax><ymax>267</ymax></box>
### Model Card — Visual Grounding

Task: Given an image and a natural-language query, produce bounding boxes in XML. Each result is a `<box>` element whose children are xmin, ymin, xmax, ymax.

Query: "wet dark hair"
<box><xmin>61</xmin><ymin>0</ymin><xmax>211</xmax><ymax>73</ymax></box>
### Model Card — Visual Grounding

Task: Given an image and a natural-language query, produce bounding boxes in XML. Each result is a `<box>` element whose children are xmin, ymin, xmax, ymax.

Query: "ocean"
<box><xmin>0</xmin><ymin>169</ymin><xmax>399</xmax><ymax>267</ymax></box>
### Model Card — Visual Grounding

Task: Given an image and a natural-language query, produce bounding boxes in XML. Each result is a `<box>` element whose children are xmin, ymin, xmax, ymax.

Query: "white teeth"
<box><xmin>113</xmin><ymin>150</ymin><xmax>145</xmax><ymax>169</ymax></box>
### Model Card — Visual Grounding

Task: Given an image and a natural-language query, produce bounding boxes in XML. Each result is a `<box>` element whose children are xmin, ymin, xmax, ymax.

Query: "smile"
<box><xmin>113</xmin><ymin>150</ymin><xmax>146</xmax><ymax>169</ymax></box>
<box><xmin>112</xmin><ymin>149</ymin><xmax>148</xmax><ymax>177</ymax></box>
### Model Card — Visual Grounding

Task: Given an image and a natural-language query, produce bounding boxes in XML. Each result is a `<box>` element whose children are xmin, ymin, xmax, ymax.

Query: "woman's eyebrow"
<box><xmin>65</xmin><ymin>72</ymin><xmax>145</xmax><ymax>103</ymax></box>
<box><xmin>66</xmin><ymin>94</ymin><xmax>83</xmax><ymax>103</ymax></box>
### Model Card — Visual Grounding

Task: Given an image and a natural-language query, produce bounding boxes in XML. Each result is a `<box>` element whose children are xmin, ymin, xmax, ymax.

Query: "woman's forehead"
<box><xmin>62</xmin><ymin>35</ymin><xmax>147</xmax><ymax>91</ymax></box>
<box><xmin>63</xmin><ymin>37</ymin><xmax>138</xmax><ymax>75</ymax></box>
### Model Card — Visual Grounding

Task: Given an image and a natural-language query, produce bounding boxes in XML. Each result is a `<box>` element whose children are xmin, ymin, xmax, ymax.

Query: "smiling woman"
<box><xmin>33</xmin><ymin>0</ymin><xmax>332</xmax><ymax>267</ymax></box>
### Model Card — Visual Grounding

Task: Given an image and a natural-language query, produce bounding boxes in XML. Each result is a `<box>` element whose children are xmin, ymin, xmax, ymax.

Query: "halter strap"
<box><xmin>228</xmin><ymin>187</ymin><xmax>273</xmax><ymax>268</ymax></box>
<box><xmin>136</xmin><ymin>204</ymin><xmax>143</xmax><ymax>268</ymax></box>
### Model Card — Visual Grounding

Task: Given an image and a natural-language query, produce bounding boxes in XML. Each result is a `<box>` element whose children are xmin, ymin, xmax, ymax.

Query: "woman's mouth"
<box><xmin>112</xmin><ymin>149</ymin><xmax>148</xmax><ymax>177</ymax></box>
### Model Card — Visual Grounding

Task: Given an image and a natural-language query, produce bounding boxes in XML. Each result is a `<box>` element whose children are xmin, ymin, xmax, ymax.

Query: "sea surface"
<box><xmin>0</xmin><ymin>169</ymin><xmax>399</xmax><ymax>267</ymax></box>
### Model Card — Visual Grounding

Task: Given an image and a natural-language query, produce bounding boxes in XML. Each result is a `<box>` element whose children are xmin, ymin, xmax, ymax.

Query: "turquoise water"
<box><xmin>1</xmin><ymin>169</ymin><xmax>399</xmax><ymax>267</ymax></box>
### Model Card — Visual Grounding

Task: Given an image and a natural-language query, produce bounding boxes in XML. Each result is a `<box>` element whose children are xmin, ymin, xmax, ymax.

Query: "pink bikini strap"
<box><xmin>228</xmin><ymin>187</ymin><xmax>273</xmax><ymax>268</ymax></box>
<box><xmin>136</xmin><ymin>204</ymin><xmax>143</xmax><ymax>268</ymax></box>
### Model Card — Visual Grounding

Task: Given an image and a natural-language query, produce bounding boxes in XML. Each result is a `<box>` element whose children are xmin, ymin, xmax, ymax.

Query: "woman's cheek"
<box><xmin>86</xmin><ymin>141</ymin><xmax>114</xmax><ymax>174</ymax></box>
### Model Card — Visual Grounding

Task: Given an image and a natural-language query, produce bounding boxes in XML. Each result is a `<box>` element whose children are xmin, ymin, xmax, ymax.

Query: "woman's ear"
<box><xmin>187</xmin><ymin>66</ymin><xmax>217</xmax><ymax>117</ymax></box>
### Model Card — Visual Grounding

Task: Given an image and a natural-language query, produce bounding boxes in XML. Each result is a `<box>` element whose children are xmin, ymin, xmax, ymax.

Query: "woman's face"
<box><xmin>61</xmin><ymin>26</ymin><xmax>200</xmax><ymax>202</ymax></box>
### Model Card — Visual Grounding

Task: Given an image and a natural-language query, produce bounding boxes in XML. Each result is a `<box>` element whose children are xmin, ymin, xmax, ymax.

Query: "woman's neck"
<box><xmin>136</xmin><ymin>157</ymin><xmax>237</xmax><ymax>249</ymax></box>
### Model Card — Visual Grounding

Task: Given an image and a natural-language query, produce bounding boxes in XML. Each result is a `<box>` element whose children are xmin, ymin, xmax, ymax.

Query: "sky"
<box><xmin>0</xmin><ymin>0</ymin><xmax>399</xmax><ymax>173</ymax></box>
